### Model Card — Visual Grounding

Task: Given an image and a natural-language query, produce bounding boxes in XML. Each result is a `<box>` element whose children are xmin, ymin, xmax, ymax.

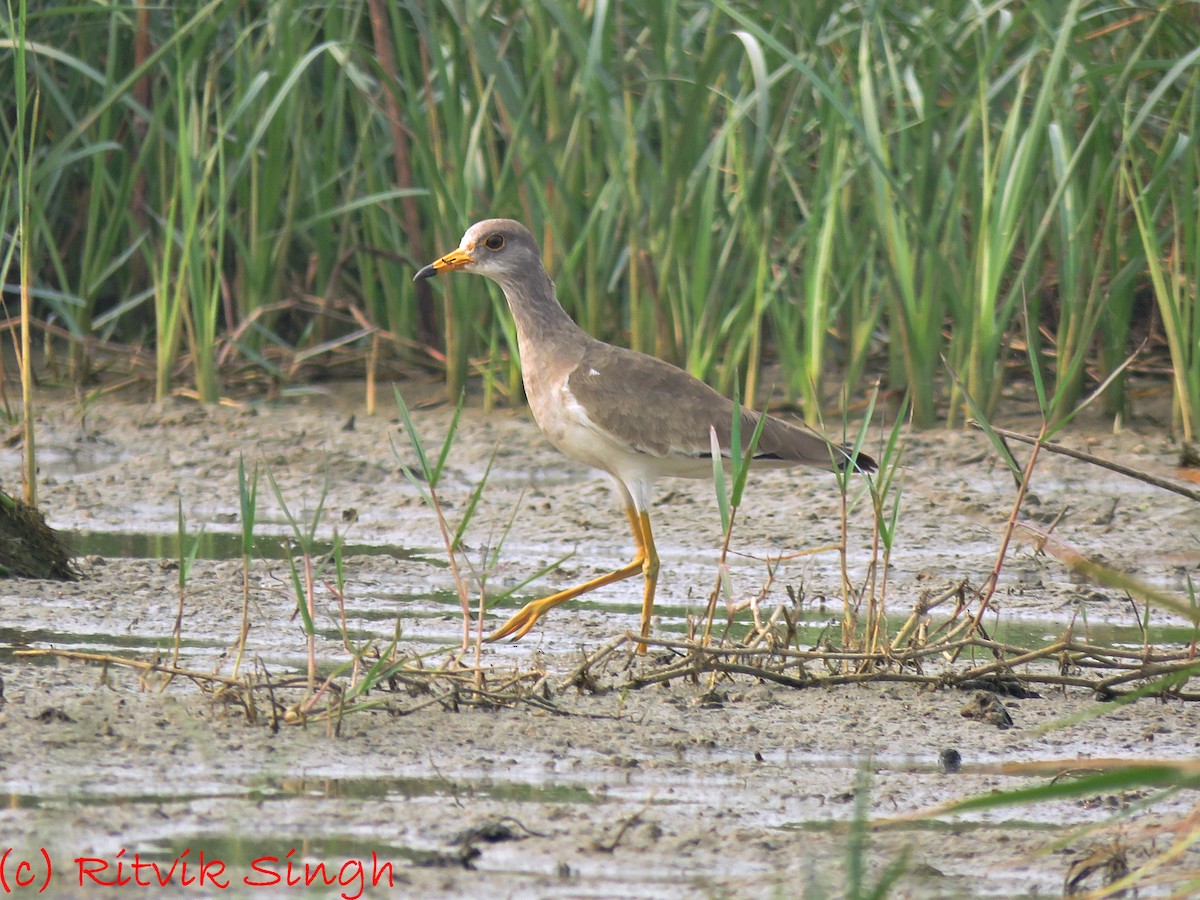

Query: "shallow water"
<box><xmin>67</xmin><ymin>529</ymin><xmax>436</xmax><ymax>564</ymax></box>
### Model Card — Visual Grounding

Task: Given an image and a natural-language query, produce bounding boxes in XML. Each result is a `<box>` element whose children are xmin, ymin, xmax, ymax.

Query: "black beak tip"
<box><xmin>413</xmin><ymin>264</ymin><xmax>437</xmax><ymax>283</ymax></box>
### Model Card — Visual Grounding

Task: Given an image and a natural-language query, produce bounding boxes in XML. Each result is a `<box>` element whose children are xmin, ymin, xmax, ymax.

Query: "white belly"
<box><xmin>529</xmin><ymin>376</ymin><xmax>712</xmax><ymax>511</ymax></box>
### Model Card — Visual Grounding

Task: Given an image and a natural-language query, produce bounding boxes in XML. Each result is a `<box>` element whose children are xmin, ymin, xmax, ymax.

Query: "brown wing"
<box><xmin>565</xmin><ymin>340</ymin><xmax>869</xmax><ymax>471</ymax></box>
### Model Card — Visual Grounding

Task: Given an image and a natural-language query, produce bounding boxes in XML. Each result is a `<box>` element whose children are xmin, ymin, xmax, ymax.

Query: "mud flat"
<box><xmin>1</xmin><ymin>387</ymin><xmax>1197</xmax><ymax>898</ymax></box>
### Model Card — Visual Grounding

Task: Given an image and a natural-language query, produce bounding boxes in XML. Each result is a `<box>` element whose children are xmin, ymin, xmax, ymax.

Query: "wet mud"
<box><xmin>1</xmin><ymin>385</ymin><xmax>1198</xmax><ymax>898</ymax></box>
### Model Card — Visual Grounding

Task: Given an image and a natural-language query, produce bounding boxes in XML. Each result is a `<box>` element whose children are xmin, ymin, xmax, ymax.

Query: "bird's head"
<box><xmin>414</xmin><ymin>219</ymin><xmax>542</xmax><ymax>286</ymax></box>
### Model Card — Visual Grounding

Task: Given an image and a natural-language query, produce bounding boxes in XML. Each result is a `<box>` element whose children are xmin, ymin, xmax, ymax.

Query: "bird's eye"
<box><xmin>484</xmin><ymin>234</ymin><xmax>505</xmax><ymax>251</ymax></box>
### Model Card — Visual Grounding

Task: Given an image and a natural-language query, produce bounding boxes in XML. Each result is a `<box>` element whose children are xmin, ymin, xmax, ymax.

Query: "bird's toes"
<box><xmin>484</xmin><ymin>611</ymin><xmax>531</xmax><ymax>643</ymax></box>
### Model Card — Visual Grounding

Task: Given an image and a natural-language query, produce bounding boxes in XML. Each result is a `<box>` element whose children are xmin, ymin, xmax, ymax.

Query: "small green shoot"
<box><xmin>231</xmin><ymin>455</ymin><xmax>260</xmax><ymax>679</ymax></box>
<box><xmin>267</xmin><ymin>467</ymin><xmax>331</xmax><ymax>696</ymax></box>
<box><xmin>702</xmin><ymin>384</ymin><xmax>768</xmax><ymax>644</ymax></box>
<box><xmin>859</xmin><ymin>390</ymin><xmax>907</xmax><ymax>657</ymax></box>
<box><xmin>831</xmin><ymin>384</ymin><xmax>879</xmax><ymax>655</ymax></box>
<box><xmin>805</xmin><ymin>767</ymin><xmax>911</xmax><ymax>900</ymax></box>
<box><xmin>392</xmin><ymin>387</ymin><xmax>486</xmax><ymax>665</ymax></box>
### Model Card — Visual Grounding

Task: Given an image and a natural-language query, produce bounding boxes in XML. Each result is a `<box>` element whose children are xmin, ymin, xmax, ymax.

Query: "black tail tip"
<box><xmin>839</xmin><ymin>449</ymin><xmax>877</xmax><ymax>474</ymax></box>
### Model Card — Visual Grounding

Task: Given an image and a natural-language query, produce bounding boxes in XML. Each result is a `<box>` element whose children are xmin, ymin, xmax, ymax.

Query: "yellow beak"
<box><xmin>414</xmin><ymin>246</ymin><xmax>474</xmax><ymax>281</ymax></box>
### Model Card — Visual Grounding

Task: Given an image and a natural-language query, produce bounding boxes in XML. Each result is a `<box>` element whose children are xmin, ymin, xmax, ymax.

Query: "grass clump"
<box><xmin>0</xmin><ymin>1</ymin><xmax>1192</xmax><ymax>440</ymax></box>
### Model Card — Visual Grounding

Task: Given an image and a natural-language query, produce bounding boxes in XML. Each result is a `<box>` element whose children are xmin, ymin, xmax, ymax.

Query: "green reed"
<box><xmin>1</xmin><ymin>0</ymin><xmax>1197</xmax><ymax>434</ymax></box>
<box><xmin>6</xmin><ymin>0</ymin><xmax>37</xmax><ymax>503</ymax></box>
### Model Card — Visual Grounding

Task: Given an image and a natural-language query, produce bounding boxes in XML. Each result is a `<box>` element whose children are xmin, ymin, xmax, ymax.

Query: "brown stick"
<box><xmin>366</xmin><ymin>0</ymin><xmax>437</xmax><ymax>344</ymax></box>
<box><xmin>949</xmin><ymin>421</ymin><xmax>1049</xmax><ymax>656</ymax></box>
<box><xmin>15</xmin><ymin>648</ymin><xmax>245</xmax><ymax>686</ymax></box>
<box><xmin>972</xmin><ymin>423</ymin><xmax>1200</xmax><ymax>503</ymax></box>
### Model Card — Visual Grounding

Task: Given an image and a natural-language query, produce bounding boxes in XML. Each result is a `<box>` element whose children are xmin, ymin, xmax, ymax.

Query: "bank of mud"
<box><xmin>1</xmin><ymin>386</ymin><xmax>1197</xmax><ymax>898</ymax></box>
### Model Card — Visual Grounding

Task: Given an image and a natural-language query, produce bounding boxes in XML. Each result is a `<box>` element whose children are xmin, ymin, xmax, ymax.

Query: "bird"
<box><xmin>414</xmin><ymin>219</ymin><xmax>875</xmax><ymax>651</ymax></box>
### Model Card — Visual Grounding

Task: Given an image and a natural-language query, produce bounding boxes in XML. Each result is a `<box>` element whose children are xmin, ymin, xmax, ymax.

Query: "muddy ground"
<box><xmin>1</xmin><ymin>383</ymin><xmax>1198</xmax><ymax>898</ymax></box>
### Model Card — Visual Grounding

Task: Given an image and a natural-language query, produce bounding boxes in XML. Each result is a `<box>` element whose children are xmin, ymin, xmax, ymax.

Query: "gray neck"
<box><xmin>496</xmin><ymin>267</ymin><xmax>584</xmax><ymax>348</ymax></box>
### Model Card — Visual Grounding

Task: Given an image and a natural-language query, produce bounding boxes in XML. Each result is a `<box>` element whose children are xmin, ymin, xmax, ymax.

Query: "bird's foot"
<box><xmin>483</xmin><ymin>599</ymin><xmax>552</xmax><ymax>644</ymax></box>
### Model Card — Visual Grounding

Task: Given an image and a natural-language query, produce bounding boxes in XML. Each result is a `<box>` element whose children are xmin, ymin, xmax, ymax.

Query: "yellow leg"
<box><xmin>486</xmin><ymin>503</ymin><xmax>656</xmax><ymax>646</ymax></box>
<box><xmin>636</xmin><ymin>510</ymin><xmax>658</xmax><ymax>655</ymax></box>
